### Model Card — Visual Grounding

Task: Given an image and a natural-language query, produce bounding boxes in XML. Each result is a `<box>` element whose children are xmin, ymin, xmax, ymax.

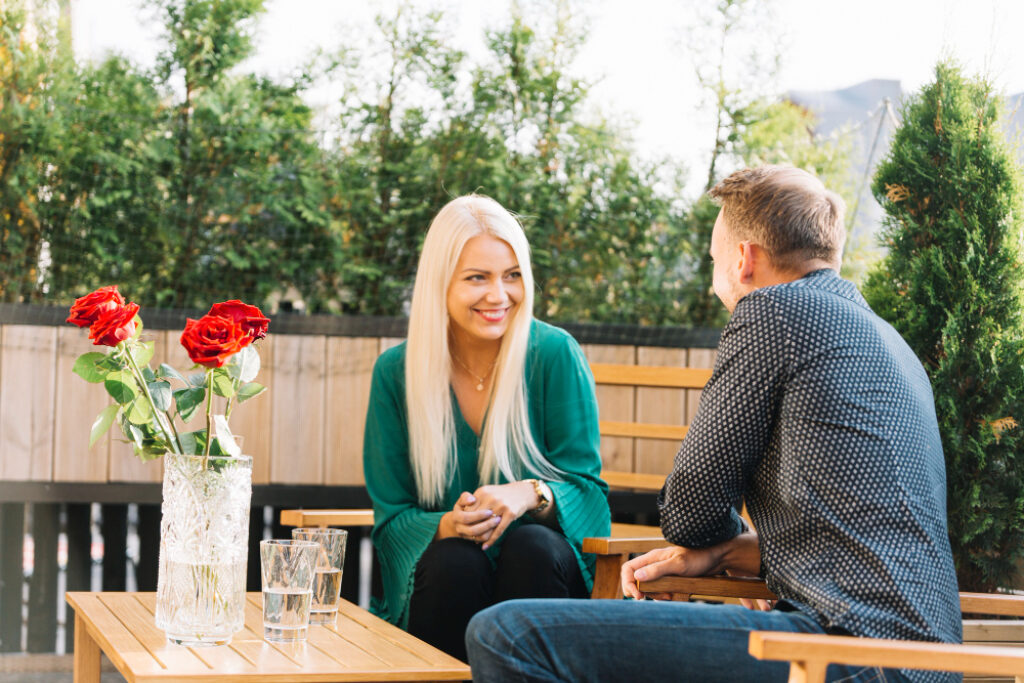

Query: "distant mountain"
<box><xmin>786</xmin><ymin>80</ymin><xmax>1024</xmax><ymax>260</ymax></box>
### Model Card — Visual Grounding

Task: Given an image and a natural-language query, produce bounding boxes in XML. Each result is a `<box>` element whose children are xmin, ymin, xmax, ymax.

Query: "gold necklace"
<box><xmin>452</xmin><ymin>353</ymin><xmax>497</xmax><ymax>392</ymax></box>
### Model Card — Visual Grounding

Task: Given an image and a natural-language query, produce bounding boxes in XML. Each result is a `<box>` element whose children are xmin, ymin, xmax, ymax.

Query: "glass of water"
<box><xmin>259</xmin><ymin>539</ymin><xmax>319</xmax><ymax>642</ymax></box>
<box><xmin>291</xmin><ymin>528</ymin><xmax>348</xmax><ymax>625</ymax></box>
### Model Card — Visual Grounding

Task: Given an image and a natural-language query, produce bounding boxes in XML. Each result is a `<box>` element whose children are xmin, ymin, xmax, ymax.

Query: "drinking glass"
<box><xmin>259</xmin><ymin>539</ymin><xmax>319</xmax><ymax>642</ymax></box>
<box><xmin>291</xmin><ymin>528</ymin><xmax>347</xmax><ymax>625</ymax></box>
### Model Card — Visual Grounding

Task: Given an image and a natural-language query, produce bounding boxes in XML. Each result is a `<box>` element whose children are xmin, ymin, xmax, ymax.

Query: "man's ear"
<box><xmin>737</xmin><ymin>241</ymin><xmax>758</xmax><ymax>284</ymax></box>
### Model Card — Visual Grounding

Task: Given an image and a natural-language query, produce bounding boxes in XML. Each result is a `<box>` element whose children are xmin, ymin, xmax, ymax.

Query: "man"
<box><xmin>465</xmin><ymin>166</ymin><xmax>961</xmax><ymax>682</ymax></box>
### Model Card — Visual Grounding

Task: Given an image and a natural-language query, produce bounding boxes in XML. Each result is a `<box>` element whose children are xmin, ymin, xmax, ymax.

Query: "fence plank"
<box><xmin>325</xmin><ymin>337</ymin><xmax>378</xmax><ymax>486</ymax></box>
<box><xmin>271</xmin><ymin>335</ymin><xmax>326</xmax><ymax>484</ymax></box>
<box><xmin>53</xmin><ymin>327</ymin><xmax>109</xmax><ymax>482</ymax></box>
<box><xmin>230</xmin><ymin>337</ymin><xmax>274</xmax><ymax>484</ymax></box>
<box><xmin>686</xmin><ymin>348</ymin><xmax>716</xmax><ymax>425</ymax></box>
<box><xmin>26</xmin><ymin>503</ymin><xmax>59</xmax><ymax>652</ymax></box>
<box><xmin>0</xmin><ymin>502</ymin><xmax>25</xmax><ymax>652</ymax></box>
<box><xmin>635</xmin><ymin>347</ymin><xmax>687</xmax><ymax>476</ymax></box>
<box><xmin>100</xmin><ymin>504</ymin><xmax>127</xmax><ymax>591</ymax></box>
<box><xmin>0</xmin><ymin>325</ymin><xmax>57</xmax><ymax>480</ymax></box>
<box><xmin>582</xmin><ymin>344</ymin><xmax>636</xmax><ymax>474</ymax></box>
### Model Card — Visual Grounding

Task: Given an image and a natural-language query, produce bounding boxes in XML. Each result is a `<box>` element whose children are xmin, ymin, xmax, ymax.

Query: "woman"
<box><xmin>363</xmin><ymin>195</ymin><xmax>610</xmax><ymax>661</ymax></box>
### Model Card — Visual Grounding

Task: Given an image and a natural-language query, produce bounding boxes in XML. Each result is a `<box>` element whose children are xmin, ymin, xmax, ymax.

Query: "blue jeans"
<box><xmin>466</xmin><ymin>598</ymin><xmax>912</xmax><ymax>682</ymax></box>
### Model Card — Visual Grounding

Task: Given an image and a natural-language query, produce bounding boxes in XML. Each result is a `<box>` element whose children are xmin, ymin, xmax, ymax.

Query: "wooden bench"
<box><xmin>281</xmin><ymin>361</ymin><xmax>713</xmax><ymax>599</ymax></box>
<box><xmin>637</xmin><ymin>576</ymin><xmax>1024</xmax><ymax>682</ymax></box>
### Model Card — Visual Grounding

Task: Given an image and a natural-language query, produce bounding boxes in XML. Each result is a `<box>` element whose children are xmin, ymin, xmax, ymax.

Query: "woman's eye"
<box><xmin>505</xmin><ymin>271</ymin><xmax>522</xmax><ymax>280</ymax></box>
<box><xmin>466</xmin><ymin>274</ymin><xmax>486</xmax><ymax>282</ymax></box>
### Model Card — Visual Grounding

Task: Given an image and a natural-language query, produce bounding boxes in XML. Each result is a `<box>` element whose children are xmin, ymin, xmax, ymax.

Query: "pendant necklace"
<box><xmin>453</xmin><ymin>353</ymin><xmax>497</xmax><ymax>392</ymax></box>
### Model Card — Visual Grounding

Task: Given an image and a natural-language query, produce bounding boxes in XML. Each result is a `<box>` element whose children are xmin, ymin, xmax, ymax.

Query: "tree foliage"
<box><xmin>864</xmin><ymin>62</ymin><xmax>1024</xmax><ymax>592</ymax></box>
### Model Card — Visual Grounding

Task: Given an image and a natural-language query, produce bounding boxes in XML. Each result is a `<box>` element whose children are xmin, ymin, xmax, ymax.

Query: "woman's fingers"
<box><xmin>481</xmin><ymin>514</ymin><xmax>513</xmax><ymax>550</ymax></box>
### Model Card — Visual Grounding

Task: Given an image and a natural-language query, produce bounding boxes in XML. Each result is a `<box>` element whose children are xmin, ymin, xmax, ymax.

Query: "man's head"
<box><xmin>708</xmin><ymin>165</ymin><xmax>846</xmax><ymax>312</ymax></box>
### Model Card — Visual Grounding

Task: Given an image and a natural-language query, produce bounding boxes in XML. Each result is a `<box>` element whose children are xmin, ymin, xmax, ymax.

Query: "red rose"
<box><xmin>208</xmin><ymin>300</ymin><xmax>270</xmax><ymax>341</ymax></box>
<box><xmin>67</xmin><ymin>286</ymin><xmax>125</xmax><ymax>328</ymax></box>
<box><xmin>88</xmin><ymin>303</ymin><xmax>140</xmax><ymax>347</ymax></box>
<box><xmin>180</xmin><ymin>314</ymin><xmax>249</xmax><ymax>368</ymax></box>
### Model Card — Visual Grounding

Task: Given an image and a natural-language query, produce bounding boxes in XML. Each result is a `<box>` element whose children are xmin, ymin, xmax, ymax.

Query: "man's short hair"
<box><xmin>708</xmin><ymin>165</ymin><xmax>846</xmax><ymax>270</ymax></box>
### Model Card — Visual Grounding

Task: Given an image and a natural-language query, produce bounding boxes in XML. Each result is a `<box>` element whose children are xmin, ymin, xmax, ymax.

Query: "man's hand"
<box><xmin>621</xmin><ymin>545</ymin><xmax>722</xmax><ymax>600</ymax></box>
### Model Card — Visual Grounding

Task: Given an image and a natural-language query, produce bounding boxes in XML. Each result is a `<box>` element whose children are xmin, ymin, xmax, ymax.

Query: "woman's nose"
<box><xmin>484</xmin><ymin>279</ymin><xmax>509</xmax><ymax>302</ymax></box>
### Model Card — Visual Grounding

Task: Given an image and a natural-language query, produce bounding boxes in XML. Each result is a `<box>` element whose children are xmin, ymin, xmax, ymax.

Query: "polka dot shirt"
<box><xmin>660</xmin><ymin>270</ymin><xmax>962</xmax><ymax>680</ymax></box>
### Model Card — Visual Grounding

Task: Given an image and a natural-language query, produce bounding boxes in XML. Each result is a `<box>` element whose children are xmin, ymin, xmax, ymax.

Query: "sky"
<box><xmin>70</xmin><ymin>0</ymin><xmax>1024</xmax><ymax>187</ymax></box>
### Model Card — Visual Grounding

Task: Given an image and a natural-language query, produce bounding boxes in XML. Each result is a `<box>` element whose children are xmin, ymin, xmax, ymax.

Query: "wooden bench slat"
<box><xmin>590</xmin><ymin>363</ymin><xmax>713</xmax><ymax>389</ymax></box>
<box><xmin>602</xmin><ymin>471</ymin><xmax>664</xmax><ymax>492</ymax></box>
<box><xmin>279</xmin><ymin>509</ymin><xmax>374</xmax><ymax>528</ymax></box>
<box><xmin>749</xmin><ymin>631</ymin><xmax>1024</xmax><ymax>677</ymax></box>
<box><xmin>599</xmin><ymin>421</ymin><xmax>689</xmax><ymax>440</ymax></box>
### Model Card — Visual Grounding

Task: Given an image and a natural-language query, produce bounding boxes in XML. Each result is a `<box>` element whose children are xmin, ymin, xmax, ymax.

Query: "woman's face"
<box><xmin>447</xmin><ymin>234</ymin><xmax>524</xmax><ymax>346</ymax></box>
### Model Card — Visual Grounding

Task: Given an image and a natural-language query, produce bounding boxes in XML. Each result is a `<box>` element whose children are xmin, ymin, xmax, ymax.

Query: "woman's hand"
<box><xmin>466</xmin><ymin>481</ymin><xmax>539</xmax><ymax>550</ymax></box>
<box><xmin>436</xmin><ymin>492</ymin><xmax>502</xmax><ymax>542</ymax></box>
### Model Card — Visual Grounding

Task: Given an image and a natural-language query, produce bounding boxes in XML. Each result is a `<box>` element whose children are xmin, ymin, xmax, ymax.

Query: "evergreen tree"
<box><xmin>864</xmin><ymin>62</ymin><xmax>1024</xmax><ymax>592</ymax></box>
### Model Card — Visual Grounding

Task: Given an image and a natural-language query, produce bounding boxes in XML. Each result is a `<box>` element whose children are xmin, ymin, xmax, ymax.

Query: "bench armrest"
<box><xmin>280</xmin><ymin>509</ymin><xmax>374</xmax><ymax>527</ymax></box>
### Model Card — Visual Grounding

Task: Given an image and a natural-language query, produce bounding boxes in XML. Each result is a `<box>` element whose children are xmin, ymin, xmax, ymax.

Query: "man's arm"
<box><xmin>620</xmin><ymin>531</ymin><xmax>762</xmax><ymax>600</ymax></box>
<box><xmin>659</xmin><ymin>293</ymin><xmax>789</xmax><ymax>548</ymax></box>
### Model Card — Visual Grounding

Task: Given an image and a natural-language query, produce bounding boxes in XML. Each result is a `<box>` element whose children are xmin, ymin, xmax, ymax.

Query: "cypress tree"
<box><xmin>864</xmin><ymin>62</ymin><xmax>1024</xmax><ymax>592</ymax></box>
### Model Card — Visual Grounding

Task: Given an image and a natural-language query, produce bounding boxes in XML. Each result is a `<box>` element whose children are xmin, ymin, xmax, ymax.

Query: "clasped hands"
<box><xmin>437</xmin><ymin>481</ymin><xmax>538</xmax><ymax>550</ymax></box>
<box><xmin>620</xmin><ymin>530</ymin><xmax>772</xmax><ymax>611</ymax></box>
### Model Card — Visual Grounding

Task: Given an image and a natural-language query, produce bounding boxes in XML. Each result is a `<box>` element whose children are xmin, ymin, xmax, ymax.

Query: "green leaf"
<box><xmin>126</xmin><ymin>397</ymin><xmax>153</xmax><ymax>425</ymax></box>
<box><xmin>213</xmin><ymin>414</ymin><xmax>241</xmax><ymax>457</ymax></box>
<box><xmin>73</xmin><ymin>352</ymin><xmax>110</xmax><ymax>383</ymax></box>
<box><xmin>229</xmin><ymin>344</ymin><xmax>260</xmax><ymax>383</ymax></box>
<box><xmin>89</xmin><ymin>404</ymin><xmax>119</xmax><ymax>448</ymax></box>
<box><xmin>130</xmin><ymin>314</ymin><xmax>144</xmax><ymax>342</ymax></box>
<box><xmin>178</xmin><ymin>430</ymin><xmax>207</xmax><ymax>455</ymax></box>
<box><xmin>157</xmin><ymin>363</ymin><xmax>188</xmax><ymax>385</ymax></box>
<box><xmin>237</xmin><ymin>382</ymin><xmax>266</xmax><ymax>403</ymax></box>
<box><xmin>131</xmin><ymin>341</ymin><xmax>154</xmax><ymax>367</ymax></box>
<box><xmin>174</xmin><ymin>387</ymin><xmax>206</xmax><ymax>422</ymax></box>
<box><xmin>148</xmin><ymin>380</ymin><xmax>172</xmax><ymax>411</ymax></box>
<box><xmin>142</xmin><ymin>367</ymin><xmax>156</xmax><ymax>383</ymax></box>
<box><xmin>137</xmin><ymin>445</ymin><xmax>165</xmax><ymax>462</ymax></box>
<box><xmin>188</xmin><ymin>371</ymin><xmax>208</xmax><ymax>387</ymax></box>
<box><xmin>104</xmin><ymin>371</ymin><xmax>137</xmax><ymax>404</ymax></box>
<box><xmin>211</xmin><ymin>369</ymin><xmax>236</xmax><ymax>398</ymax></box>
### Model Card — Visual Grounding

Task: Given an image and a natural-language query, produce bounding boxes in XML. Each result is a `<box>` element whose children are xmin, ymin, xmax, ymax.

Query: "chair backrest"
<box><xmin>589</xmin><ymin>362</ymin><xmax>712</xmax><ymax>492</ymax></box>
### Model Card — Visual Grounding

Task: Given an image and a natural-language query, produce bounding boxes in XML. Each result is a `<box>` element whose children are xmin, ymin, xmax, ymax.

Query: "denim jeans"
<box><xmin>466</xmin><ymin>598</ymin><xmax>916</xmax><ymax>682</ymax></box>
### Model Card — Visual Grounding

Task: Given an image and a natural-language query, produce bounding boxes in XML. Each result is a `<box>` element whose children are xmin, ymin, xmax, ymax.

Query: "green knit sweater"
<box><xmin>363</xmin><ymin>320</ymin><xmax>611</xmax><ymax>629</ymax></box>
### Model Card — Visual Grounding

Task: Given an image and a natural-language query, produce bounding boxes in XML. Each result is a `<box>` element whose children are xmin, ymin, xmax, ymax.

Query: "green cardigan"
<box><xmin>363</xmin><ymin>320</ymin><xmax>611</xmax><ymax>629</ymax></box>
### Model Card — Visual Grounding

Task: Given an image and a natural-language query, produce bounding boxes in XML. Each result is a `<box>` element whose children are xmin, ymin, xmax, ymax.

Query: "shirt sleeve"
<box><xmin>659</xmin><ymin>292</ymin><xmax>789</xmax><ymax>548</ymax></box>
<box><xmin>363</xmin><ymin>352</ymin><xmax>444</xmax><ymax>627</ymax></box>
<box><xmin>532</xmin><ymin>332</ymin><xmax>611</xmax><ymax>564</ymax></box>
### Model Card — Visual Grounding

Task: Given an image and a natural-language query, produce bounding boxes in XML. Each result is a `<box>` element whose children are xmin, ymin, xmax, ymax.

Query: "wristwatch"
<box><xmin>529</xmin><ymin>479</ymin><xmax>552</xmax><ymax>513</ymax></box>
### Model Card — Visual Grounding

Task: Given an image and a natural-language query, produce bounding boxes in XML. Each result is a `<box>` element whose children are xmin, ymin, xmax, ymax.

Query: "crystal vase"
<box><xmin>154</xmin><ymin>453</ymin><xmax>252</xmax><ymax>646</ymax></box>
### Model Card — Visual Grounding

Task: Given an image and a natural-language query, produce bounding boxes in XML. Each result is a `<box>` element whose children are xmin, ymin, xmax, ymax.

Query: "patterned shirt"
<box><xmin>660</xmin><ymin>269</ymin><xmax>961</xmax><ymax>681</ymax></box>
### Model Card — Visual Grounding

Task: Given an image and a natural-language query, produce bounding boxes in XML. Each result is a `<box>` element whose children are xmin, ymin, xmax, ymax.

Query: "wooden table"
<box><xmin>66</xmin><ymin>592</ymin><xmax>471</xmax><ymax>682</ymax></box>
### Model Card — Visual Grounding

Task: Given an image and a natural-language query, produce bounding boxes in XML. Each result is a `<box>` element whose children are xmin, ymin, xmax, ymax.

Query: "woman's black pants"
<box><xmin>406</xmin><ymin>523</ymin><xmax>589</xmax><ymax>662</ymax></box>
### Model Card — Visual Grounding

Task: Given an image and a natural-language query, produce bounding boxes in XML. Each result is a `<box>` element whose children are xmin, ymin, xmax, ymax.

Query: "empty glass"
<box><xmin>259</xmin><ymin>539</ymin><xmax>319</xmax><ymax>642</ymax></box>
<box><xmin>291</xmin><ymin>528</ymin><xmax>348</xmax><ymax>625</ymax></box>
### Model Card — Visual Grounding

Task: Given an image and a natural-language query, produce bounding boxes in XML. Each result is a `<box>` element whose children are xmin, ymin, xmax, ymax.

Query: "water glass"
<box><xmin>291</xmin><ymin>528</ymin><xmax>348</xmax><ymax>625</ymax></box>
<box><xmin>259</xmin><ymin>539</ymin><xmax>319</xmax><ymax>642</ymax></box>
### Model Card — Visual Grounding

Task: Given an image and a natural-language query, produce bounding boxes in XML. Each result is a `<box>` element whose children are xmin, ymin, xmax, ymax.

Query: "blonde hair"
<box><xmin>405</xmin><ymin>195</ymin><xmax>564</xmax><ymax>508</ymax></box>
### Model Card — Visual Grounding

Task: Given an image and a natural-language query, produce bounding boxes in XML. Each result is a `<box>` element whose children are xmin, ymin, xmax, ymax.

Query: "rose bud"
<box><xmin>88</xmin><ymin>302</ymin><xmax>140</xmax><ymax>347</ymax></box>
<box><xmin>67</xmin><ymin>286</ymin><xmax>126</xmax><ymax>328</ymax></box>
<box><xmin>207</xmin><ymin>300</ymin><xmax>270</xmax><ymax>341</ymax></box>
<box><xmin>180</xmin><ymin>314</ymin><xmax>249</xmax><ymax>368</ymax></box>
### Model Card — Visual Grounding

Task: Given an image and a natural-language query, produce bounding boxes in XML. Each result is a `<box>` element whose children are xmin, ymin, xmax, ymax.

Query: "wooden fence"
<box><xmin>0</xmin><ymin>304</ymin><xmax>720</xmax><ymax>655</ymax></box>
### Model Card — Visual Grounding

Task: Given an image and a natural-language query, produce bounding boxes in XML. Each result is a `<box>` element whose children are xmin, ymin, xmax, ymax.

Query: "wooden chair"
<box><xmin>639</xmin><ymin>575</ymin><xmax>1024</xmax><ymax>682</ymax></box>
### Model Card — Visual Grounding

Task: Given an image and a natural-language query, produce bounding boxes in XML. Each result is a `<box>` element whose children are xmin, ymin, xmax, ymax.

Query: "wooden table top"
<box><xmin>66</xmin><ymin>592</ymin><xmax>471</xmax><ymax>682</ymax></box>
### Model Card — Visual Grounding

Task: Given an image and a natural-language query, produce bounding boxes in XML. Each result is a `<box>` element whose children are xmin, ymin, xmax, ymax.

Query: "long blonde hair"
<box><xmin>405</xmin><ymin>195</ymin><xmax>565</xmax><ymax>508</ymax></box>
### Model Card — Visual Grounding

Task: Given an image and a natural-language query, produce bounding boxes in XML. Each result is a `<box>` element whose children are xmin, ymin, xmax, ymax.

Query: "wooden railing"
<box><xmin>0</xmin><ymin>304</ymin><xmax>720</xmax><ymax>656</ymax></box>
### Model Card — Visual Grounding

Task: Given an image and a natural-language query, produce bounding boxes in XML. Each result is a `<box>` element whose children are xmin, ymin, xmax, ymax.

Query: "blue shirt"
<box><xmin>659</xmin><ymin>270</ymin><xmax>961</xmax><ymax>681</ymax></box>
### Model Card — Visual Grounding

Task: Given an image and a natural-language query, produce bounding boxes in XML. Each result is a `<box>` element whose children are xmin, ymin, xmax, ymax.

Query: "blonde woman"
<box><xmin>363</xmin><ymin>195</ymin><xmax>610</xmax><ymax>661</ymax></box>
